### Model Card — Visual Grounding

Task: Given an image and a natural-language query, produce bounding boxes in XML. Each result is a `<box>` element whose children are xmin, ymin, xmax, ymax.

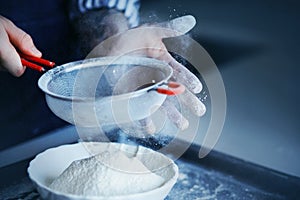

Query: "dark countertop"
<box><xmin>1</xmin><ymin>141</ymin><xmax>299</xmax><ymax>200</ymax></box>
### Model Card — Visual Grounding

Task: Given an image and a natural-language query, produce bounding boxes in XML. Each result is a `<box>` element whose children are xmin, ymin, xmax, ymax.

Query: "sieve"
<box><xmin>38</xmin><ymin>56</ymin><xmax>184</xmax><ymax>127</ymax></box>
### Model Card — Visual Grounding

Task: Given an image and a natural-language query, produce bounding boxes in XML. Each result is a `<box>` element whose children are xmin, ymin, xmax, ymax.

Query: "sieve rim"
<box><xmin>38</xmin><ymin>56</ymin><xmax>173</xmax><ymax>102</ymax></box>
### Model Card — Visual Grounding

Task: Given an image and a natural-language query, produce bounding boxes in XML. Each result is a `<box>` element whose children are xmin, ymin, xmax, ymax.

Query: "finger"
<box><xmin>154</xmin><ymin>15</ymin><xmax>196</xmax><ymax>38</ymax></box>
<box><xmin>145</xmin><ymin>43</ymin><xmax>168</xmax><ymax>61</ymax></box>
<box><xmin>157</xmin><ymin>49</ymin><xmax>203</xmax><ymax>93</ymax></box>
<box><xmin>0</xmin><ymin>23</ymin><xmax>25</xmax><ymax>76</ymax></box>
<box><xmin>162</xmin><ymin>99</ymin><xmax>189</xmax><ymax>130</ymax></box>
<box><xmin>119</xmin><ymin>118</ymin><xmax>156</xmax><ymax>137</ymax></box>
<box><xmin>180</xmin><ymin>89</ymin><xmax>206</xmax><ymax>117</ymax></box>
<box><xmin>138</xmin><ymin>118</ymin><xmax>156</xmax><ymax>135</ymax></box>
<box><xmin>1</xmin><ymin>16</ymin><xmax>41</xmax><ymax>57</ymax></box>
<box><xmin>171</xmin><ymin>59</ymin><xmax>203</xmax><ymax>93</ymax></box>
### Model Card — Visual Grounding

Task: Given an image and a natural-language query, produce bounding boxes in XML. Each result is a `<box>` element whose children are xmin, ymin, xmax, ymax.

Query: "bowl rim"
<box><xmin>27</xmin><ymin>142</ymin><xmax>179</xmax><ymax>200</ymax></box>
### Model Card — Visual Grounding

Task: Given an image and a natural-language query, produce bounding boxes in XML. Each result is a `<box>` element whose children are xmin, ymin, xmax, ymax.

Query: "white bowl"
<box><xmin>27</xmin><ymin>142</ymin><xmax>178</xmax><ymax>200</ymax></box>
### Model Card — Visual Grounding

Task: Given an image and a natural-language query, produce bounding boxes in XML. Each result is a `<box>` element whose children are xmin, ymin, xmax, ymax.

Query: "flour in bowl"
<box><xmin>49</xmin><ymin>149</ymin><xmax>165</xmax><ymax>196</ymax></box>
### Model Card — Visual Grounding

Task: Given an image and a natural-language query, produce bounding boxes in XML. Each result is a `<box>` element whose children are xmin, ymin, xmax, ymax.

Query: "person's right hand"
<box><xmin>0</xmin><ymin>15</ymin><xmax>42</xmax><ymax>76</ymax></box>
<box><xmin>87</xmin><ymin>15</ymin><xmax>206</xmax><ymax>135</ymax></box>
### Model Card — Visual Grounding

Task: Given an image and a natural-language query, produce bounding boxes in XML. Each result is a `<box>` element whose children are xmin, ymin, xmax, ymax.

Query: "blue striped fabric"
<box><xmin>77</xmin><ymin>0</ymin><xmax>140</xmax><ymax>27</ymax></box>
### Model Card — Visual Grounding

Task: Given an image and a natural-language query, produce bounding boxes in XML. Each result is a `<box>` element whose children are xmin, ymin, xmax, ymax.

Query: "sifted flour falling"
<box><xmin>49</xmin><ymin>149</ymin><xmax>165</xmax><ymax>196</ymax></box>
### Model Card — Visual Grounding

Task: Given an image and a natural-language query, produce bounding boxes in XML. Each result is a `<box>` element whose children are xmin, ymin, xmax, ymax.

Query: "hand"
<box><xmin>88</xmin><ymin>15</ymin><xmax>206</xmax><ymax>134</ymax></box>
<box><xmin>0</xmin><ymin>15</ymin><xmax>42</xmax><ymax>76</ymax></box>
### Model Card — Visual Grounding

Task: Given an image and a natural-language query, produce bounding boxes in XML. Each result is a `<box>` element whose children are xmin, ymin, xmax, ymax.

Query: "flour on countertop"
<box><xmin>49</xmin><ymin>150</ymin><xmax>165</xmax><ymax>196</ymax></box>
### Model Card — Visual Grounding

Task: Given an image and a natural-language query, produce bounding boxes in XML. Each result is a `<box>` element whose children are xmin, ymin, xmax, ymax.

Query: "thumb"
<box><xmin>153</xmin><ymin>15</ymin><xmax>196</xmax><ymax>38</ymax></box>
<box><xmin>3</xmin><ymin>17</ymin><xmax>42</xmax><ymax>57</ymax></box>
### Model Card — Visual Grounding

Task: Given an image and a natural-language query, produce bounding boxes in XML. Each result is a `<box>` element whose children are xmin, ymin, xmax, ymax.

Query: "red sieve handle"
<box><xmin>156</xmin><ymin>82</ymin><xmax>185</xmax><ymax>96</ymax></box>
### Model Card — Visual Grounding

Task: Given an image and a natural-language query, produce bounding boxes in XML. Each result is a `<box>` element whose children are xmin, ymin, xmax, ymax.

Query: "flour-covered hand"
<box><xmin>88</xmin><ymin>15</ymin><xmax>206</xmax><ymax>133</ymax></box>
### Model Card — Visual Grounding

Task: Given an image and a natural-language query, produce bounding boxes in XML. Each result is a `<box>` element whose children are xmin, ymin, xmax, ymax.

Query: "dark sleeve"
<box><xmin>70</xmin><ymin>0</ymin><xmax>141</xmax><ymax>27</ymax></box>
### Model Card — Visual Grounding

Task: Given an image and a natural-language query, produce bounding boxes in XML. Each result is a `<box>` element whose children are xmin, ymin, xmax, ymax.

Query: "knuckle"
<box><xmin>0</xmin><ymin>16</ymin><xmax>4</xmax><ymax>23</ymax></box>
<box><xmin>0</xmin><ymin>15</ymin><xmax>7</xmax><ymax>23</ymax></box>
<box><xmin>1</xmin><ymin>16</ymin><xmax>14</xmax><ymax>28</ymax></box>
<box><xmin>147</xmin><ymin>47</ymin><xmax>166</xmax><ymax>58</ymax></box>
<box><xmin>20</xmin><ymin>32</ymin><xmax>33</xmax><ymax>45</ymax></box>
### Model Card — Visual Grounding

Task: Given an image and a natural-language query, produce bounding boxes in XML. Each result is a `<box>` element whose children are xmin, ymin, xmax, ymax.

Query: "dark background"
<box><xmin>139</xmin><ymin>0</ymin><xmax>300</xmax><ymax>176</ymax></box>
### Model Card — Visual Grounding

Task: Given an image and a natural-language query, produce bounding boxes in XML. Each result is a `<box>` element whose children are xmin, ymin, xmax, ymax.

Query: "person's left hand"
<box><xmin>87</xmin><ymin>15</ymin><xmax>206</xmax><ymax>134</ymax></box>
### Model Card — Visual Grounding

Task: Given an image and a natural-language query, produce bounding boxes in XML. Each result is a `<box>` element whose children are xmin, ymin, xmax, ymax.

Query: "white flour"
<box><xmin>49</xmin><ymin>150</ymin><xmax>165</xmax><ymax>196</ymax></box>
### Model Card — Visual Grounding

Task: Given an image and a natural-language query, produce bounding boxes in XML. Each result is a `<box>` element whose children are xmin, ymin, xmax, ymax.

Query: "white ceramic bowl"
<box><xmin>27</xmin><ymin>142</ymin><xmax>178</xmax><ymax>200</ymax></box>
